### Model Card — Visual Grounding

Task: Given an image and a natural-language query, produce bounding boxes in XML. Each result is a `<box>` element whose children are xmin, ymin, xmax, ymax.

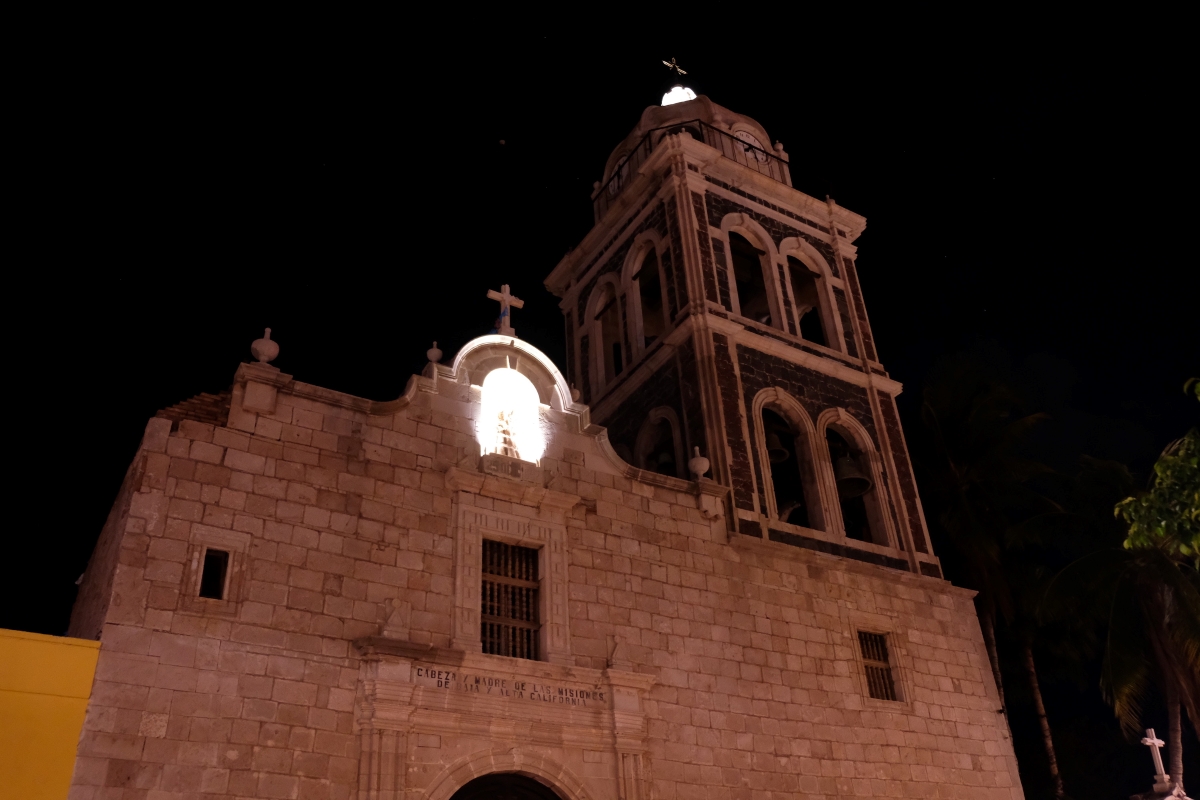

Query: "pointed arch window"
<box><xmin>761</xmin><ymin>407</ymin><xmax>824</xmax><ymax>530</ymax></box>
<box><xmin>634</xmin><ymin>247</ymin><xmax>666</xmax><ymax>350</ymax></box>
<box><xmin>729</xmin><ymin>233</ymin><xmax>777</xmax><ymax>328</ymax></box>
<box><xmin>787</xmin><ymin>256</ymin><xmax>827</xmax><ymax>347</ymax></box>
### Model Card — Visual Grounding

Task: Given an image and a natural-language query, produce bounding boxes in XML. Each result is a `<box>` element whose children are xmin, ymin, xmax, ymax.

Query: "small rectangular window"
<box><xmin>198</xmin><ymin>549</ymin><xmax>230</xmax><ymax>599</ymax></box>
<box><xmin>480</xmin><ymin>540</ymin><xmax>540</xmax><ymax>660</ymax></box>
<box><xmin>858</xmin><ymin>631</ymin><xmax>898</xmax><ymax>701</ymax></box>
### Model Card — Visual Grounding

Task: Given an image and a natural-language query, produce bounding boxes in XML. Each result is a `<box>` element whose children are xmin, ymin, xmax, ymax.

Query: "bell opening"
<box><xmin>834</xmin><ymin>453</ymin><xmax>872</xmax><ymax>498</ymax></box>
<box><xmin>763</xmin><ymin>409</ymin><xmax>812</xmax><ymax>530</ymax></box>
<box><xmin>827</xmin><ymin>428</ymin><xmax>877</xmax><ymax>542</ymax></box>
<box><xmin>766</xmin><ymin>431</ymin><xmax>789</xmax><ymax>463</ymax></box>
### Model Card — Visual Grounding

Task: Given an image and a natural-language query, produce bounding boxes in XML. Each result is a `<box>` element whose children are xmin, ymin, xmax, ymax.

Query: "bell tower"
<box><xmin>545</xmin><ymin>88</ymin><xmax>942</xmax><ymax>576</ymax></box>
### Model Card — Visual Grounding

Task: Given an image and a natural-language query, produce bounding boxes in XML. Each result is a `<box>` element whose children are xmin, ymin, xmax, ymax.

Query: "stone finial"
<box><xmin>688</xmin><ymin>447</ymin><xmax>710</xmax><ymax>480</ymax></box>
<box><xmin>427</xmin><ymin>341</ymin><xmax>443</xmax><ymax>363</ymax></box>
<box><xmin>570</xmin><ymin>385</ymin><xmax>581</xmax><ymax>402</ymax></box>
<box><xmin>250</xmin><ymin>328</ymin><xmax>279</xmax><ymax>364</ymax></box>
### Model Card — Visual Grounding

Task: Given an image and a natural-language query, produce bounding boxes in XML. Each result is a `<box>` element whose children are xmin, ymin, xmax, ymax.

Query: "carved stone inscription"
<box><xmin>413</xmin><ymin>665</ymin><xmax>607</xmax><ymax>707</ymax></box>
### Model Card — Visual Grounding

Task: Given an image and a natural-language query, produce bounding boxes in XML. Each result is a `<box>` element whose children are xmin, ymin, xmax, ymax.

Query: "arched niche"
<box><xmin>453</xmin><ymin>337</ymin><xmax>579</xmax><ymax>469</ymax></box>
<box><xmin>815</xmin><ymin>408</ymin><xmax>898</xmax><ymax>548</ymax></box>
<box><xmin>478</xmin><ymin>368</ymin><xmax>544</xmax><ymax>464</ymax></box>
<box><xmin>634</xmin><ymin>406</ymin><xmax>685</xmax><ymax>478</ymax></box>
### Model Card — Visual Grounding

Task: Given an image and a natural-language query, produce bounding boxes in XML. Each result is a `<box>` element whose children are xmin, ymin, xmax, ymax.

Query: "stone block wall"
<box><xmin>68</xmin><ymin>358</ymin><xmax>1021</xmax><ymax>799</ymax></box>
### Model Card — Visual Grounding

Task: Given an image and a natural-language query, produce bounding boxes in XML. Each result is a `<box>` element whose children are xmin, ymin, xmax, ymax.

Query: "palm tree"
<box><xmin>1113</xmin><ymin>425</ymin><xmax>1200</xmax><ymax>789</ymax></box>
<box><xmin>1046</xmin><ymin>425</ymin><xmax>1200</xmax><ymax>792</ymax></box>
<box><xmin>919</xmin><ymin>352</ymin><xmax>1065</xmax><ymax>797</ymax></box>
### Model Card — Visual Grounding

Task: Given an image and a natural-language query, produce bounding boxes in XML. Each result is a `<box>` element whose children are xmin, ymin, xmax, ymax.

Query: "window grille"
<box><xmin>858</xmin><ymin>631</ymin><xmax>898</xmax><ymax>701</ymax></box>
<box><xmin>481</xmin><ymin>540</ymin><xmax>540</xmax><ymax>660</ymax></box>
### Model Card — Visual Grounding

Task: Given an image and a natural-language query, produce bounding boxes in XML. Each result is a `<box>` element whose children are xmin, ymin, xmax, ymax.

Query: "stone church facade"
<box><xmin>67</xmin><ymin>92</ymin><xmax>1025</xmax><ymax>799</ymax></box>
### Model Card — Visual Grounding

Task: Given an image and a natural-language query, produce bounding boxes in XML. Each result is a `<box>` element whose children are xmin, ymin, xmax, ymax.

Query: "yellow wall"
<box><xmin>0</xmin><ymin>628</ymin><xmax>100</xmax><ymax>800</ymax></box>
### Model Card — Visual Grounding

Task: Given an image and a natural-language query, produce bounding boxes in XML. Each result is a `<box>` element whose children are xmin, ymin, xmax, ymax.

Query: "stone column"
<box><xmin>356</xmin><ymin>657</ymin><xmax>415</xmax><ymax>800</ymax></box>
<box><xmin>604</xmin><ymin>669</ymin><xmax>656</xmax><ymax>800</ymax></box>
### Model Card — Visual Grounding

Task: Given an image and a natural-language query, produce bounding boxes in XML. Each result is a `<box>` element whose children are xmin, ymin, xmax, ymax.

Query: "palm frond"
<box><xmin>1101</xmin><ymin>575</ymin><xmax>1153</xmax><ymax>737</ymax></box>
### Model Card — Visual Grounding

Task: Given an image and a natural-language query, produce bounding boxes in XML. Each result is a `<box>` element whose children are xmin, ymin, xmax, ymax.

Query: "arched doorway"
<box><xmin>451</xmin><ymin>772</ymin><xmax>564</xmax><ymax>800</ymax></box>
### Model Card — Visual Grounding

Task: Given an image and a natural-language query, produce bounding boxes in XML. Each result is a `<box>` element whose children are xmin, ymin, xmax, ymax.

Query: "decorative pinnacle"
<box><xmin>250</xmin><ymin>328</ymin><xmax>279</xmax><ymax>364</ymax></box>
<box><xmin>688</xmin><ymin>447</ymin><xmax>711</xmax><ymax>480</ymax></box>
<box><xmin>427</xmin><ymin>341</ymin><xmax>443</xmax><ymax>363</ymax></box>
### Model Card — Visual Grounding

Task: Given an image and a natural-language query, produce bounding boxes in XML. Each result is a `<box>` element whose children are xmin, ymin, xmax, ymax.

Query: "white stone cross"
<box><xmin>1141</xmin><ymin>728</ymin><xmax>1170</xmax><ymax>783</ymax></box>
<box><xmin>487</xmin><ymin>284</ymin><xmax>524</xmax><ymax>337</ymax></box>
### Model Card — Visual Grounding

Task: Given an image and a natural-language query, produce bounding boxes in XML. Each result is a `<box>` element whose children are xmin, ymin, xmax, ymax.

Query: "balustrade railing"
<box><xmin>592</xmin><ymin>119</ymin><xmax>791</xmax><ymax>220</ymax></box>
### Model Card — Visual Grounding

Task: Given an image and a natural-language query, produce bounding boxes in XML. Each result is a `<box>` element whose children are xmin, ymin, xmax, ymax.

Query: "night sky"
<box><xmin>14</xmin><ymin>19</ymin><xmax>1195</xmax><ymax>629</ymax></box>
<box><xmin>9</xmin><ymin>20</ymin><xmax>1196</xmax><ymax>790</ymax></box>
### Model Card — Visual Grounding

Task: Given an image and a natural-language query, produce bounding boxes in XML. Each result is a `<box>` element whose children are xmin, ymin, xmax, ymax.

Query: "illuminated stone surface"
<box><xmin>66</xmin><ymin>95</ymin><xmax>1024</xmax><ymax>800</ymax></box>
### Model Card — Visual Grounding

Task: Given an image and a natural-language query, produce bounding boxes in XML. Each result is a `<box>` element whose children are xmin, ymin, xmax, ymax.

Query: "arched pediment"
<box><xmin>720</xmin><ymin>213</ymin><xmax>779</xmax><ymax>260</ymax></box>
<box><xmin>620</xmin><ymin>231</ymin><xmax>664</xmax><ymax>285</ymax></box>
<box><xmin>779</xmin><ymin>237</ymin><xmax>834</xmax><ymax>279</ymax></box>
<box><xmin>452</xmin><ymin>336</ymin><xmax>575</xmax><ymax>411</ymax></box>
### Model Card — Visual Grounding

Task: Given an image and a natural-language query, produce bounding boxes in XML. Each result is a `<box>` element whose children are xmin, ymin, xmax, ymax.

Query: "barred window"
<box><xmin>858</xmin><ymin>631</ymin><xmax>898</xmax><ymax>701</ymax></box>
<box><xmin>481</xmin><ymin>540</ymin><xmax>540</xmax><ymax>660</ymax></box>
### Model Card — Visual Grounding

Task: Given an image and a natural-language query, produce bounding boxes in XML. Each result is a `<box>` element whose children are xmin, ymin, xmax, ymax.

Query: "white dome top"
<box><xmin>661</xmin><ymin>85</ymin><xmax>697</xmax><ymax>106</ymax></box>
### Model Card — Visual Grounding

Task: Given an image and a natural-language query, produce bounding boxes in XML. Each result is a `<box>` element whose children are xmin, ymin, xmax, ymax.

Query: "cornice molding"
<box><xmin>444</xmin><ymin>466</ymin><xmax>581</xmax><ymax>511</ymax></box>
<box><xmin>703</xmin><ymin>314</ymin><xmax>903</xmax><ymax>396</ymax></box>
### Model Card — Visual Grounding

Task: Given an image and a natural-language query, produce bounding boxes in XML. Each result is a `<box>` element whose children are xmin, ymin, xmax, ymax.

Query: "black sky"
<box><xmin>9</xmin><ymin>17</ymin><xmax>1195</xmax><ymax>636</ymax></box>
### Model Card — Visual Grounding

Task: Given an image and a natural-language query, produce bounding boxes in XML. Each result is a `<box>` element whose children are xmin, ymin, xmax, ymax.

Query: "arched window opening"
<box><xmin>729</xmin><ymin>233</ymin><xmax>774</xmax><ymax>327</ymax></box>
<box><xmin>636</xmin><ymin>248</ymin><xmax>666</xmax><ymax>349</ymax></box>
<box><xmin>762</xmin><ymin>408</ymin><xmax>823</xmax><ymax>530</ymax></box>
<box><xmin>594</xmin><ymin>285</ymin><xmax>624</xmax><ymax>383</ymax></box>
<box><xmin>636</xmin><ymin>415</ymin><xmax>679</xmax><ymax>477</ymax></box>
<box><xmin>826</xmin><ymin>428</ymin><xmax>876</xmax><ymax>543</ymax></box>
<box><xmin>478</xmin><ymin>367</ymin><xmax>544</xmax><ymax>464</ymax></box>
<box><xmin>788</xmin><ymin>256</ymin><xmax>826</xmax><ymax>346</ymax></box>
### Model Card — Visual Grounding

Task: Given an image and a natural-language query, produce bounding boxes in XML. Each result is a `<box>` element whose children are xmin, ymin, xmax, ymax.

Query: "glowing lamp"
<box><xmin>661</xmin><ymin>85</ymin><xmax>697</xmax><ymax>106</ymax></box>
<box><xmin>477</xmin><ymin>368</ymin><xmax>545</xmax><ymax>464</ymax></box>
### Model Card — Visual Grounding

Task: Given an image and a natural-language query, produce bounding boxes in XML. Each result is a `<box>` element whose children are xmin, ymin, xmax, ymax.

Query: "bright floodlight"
<box><xmin>661</xmin><ymin>85</ymin><xmax>697</xmax><ymax>106</ymax></box>
<box><xmin>478</xmin><ymin>368</ymin><xmax>545</xmax><ymax>464</ymax></box>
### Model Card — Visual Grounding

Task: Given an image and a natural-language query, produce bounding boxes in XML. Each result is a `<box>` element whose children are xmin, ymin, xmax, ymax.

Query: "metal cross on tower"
<box><xmin>487</xmin><ymin>284</ymin><xmax>524</xmax><ymax>337</ymax></box>
<box><xmin>662</xmin><ymin>58</ymin><xmax>687</xmax><ymax>77</ymax></box>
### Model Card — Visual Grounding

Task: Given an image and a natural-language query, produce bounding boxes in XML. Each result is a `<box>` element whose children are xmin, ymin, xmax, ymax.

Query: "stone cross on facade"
<box><xmin>1141</xmin><ymin>728</ymin><xmax>1174</xmax><ymax>793</ymax></box>
<box><xmin>487</xmin><ymin>284</ymin><xmax>524</xmax><ymax>337</ymax></box>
